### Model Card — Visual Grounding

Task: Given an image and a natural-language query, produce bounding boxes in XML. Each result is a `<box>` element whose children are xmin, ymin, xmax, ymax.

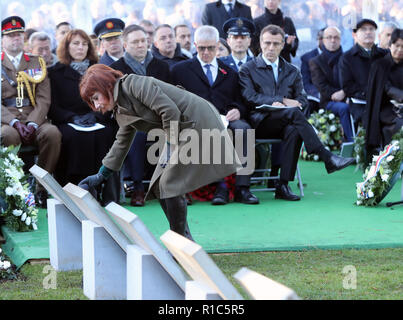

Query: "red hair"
<box><xmin>79</xmin><ymin>64</ymin><xmax>123</xmax><ymax>111</ymax></box>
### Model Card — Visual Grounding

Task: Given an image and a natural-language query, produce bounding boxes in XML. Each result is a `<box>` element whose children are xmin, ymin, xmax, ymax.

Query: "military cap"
<box><xmin>223</xmin><ymin>17</ymin><xmax>255</xmax><ymax>37</ymax></box>
<box><xmin>2</xmin><ymin>16</ymin><xmax>25</xmax><ymax>35</ymax></box>
<box><xmin>353</xmin><ymin>19</ymin><xmax>378</xmax><ymax>32</ymax></box>
<box><xmin>94</xmin><ymin>18</ymin><xmax>125</xmax><ymax>39</ymax></box>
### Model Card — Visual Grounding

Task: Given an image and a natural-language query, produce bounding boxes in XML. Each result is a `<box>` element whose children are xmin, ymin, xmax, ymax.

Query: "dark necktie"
<box><xmin>237</xmin><ymin>61</ymin><xmax>243</xmax><ymax>68</ymax></box>
<box><xmin>228</xmin><ymin>3</ymin><xmax>233</xmax><ymax>16</ymax></box>
<box><xmin>204</xmin><ymin>64</ymin><xmax>214</xmax><ymax>86</ymax></box>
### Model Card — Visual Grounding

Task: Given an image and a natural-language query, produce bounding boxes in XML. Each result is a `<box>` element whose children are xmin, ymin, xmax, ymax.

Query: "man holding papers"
<box><xmin>239</xmin><ymin>25</ymin><xmax>355</xmax><ymax>201</ymax></box>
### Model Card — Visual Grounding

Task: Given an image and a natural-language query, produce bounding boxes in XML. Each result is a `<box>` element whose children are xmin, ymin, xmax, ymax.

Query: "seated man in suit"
<box><xmin>171</xmin><ymin>25</ymin><xmax>259</xmax><ymax>205</ymax></box>
<box><xmin>239</xmin><ymin>24</ymin><xmax>355</xmax><ymax>201</ymax></box>
<box><xmin>110</xmin><ymin>24</ymin><xmax>171</xmax><ymax>207</ymax></box>
<box><xmin>220</xmin><ymin>17</ymin><xmax>254</xmax><ymax>72</ymax></box>
<box><xmin>309</xmin><ymin>26</ymin><xmax>354</xmax><ymax>142</ymax></box>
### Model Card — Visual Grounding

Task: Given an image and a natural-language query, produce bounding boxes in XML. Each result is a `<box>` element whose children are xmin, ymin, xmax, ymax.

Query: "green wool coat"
<box><xmin>102</xmin><ymin>74</ymin><xmax>241</xmax><ymax>199</ymax></box>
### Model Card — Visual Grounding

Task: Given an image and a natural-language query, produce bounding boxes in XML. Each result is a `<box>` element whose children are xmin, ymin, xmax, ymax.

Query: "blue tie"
<box><xmin>228</xmin><ymin>3</ymin><xmax>233</xmax><ymax>16</ymax></box>
<box><xmin>237</xmin><ymin>61</ymin><xmax>243</xmax><ymax>69</ymax></box>
<box><xmin>204</xmin><ymin>64</ymin><xmax>214</xmax><ymax>86</ymax></box>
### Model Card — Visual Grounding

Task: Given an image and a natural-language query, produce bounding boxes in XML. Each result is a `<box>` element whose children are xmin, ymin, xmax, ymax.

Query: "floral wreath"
<box><xmin>0</xmin><ymin>247</ymin><xmax>17</xmax><ymax>281</ymax></box>
<box><xmin>0</xmin><ymin>145</ymin><xmax>38</xmax><ymax>232</ymax></box>
<box><xmin>300</xmin><ymin>109</ymin><xmax>343</xmax><ymax>161</ymax></box>
<box><xmin>356</xmin><ymin>129</ymin><xmax>403</xmax><ymax>206</ymax></box>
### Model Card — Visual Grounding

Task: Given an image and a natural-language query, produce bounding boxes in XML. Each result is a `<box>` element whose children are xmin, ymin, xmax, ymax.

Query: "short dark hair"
<box><xmin>155</xmin><ymin>24</ymin><xmax>173</xmax><ymax>34</ymax></box>
<box><xmin>260</xmin><ymin>24</ymin><xmax>285</xmax><ymax>42</ymax></box>
<box><xmin>122</xmin><ymin>24</ymin><xmax>146</xmax><ymax>41</ymax></box>
<box><xmin>56</xmin><ymin>21</ymin><xmax>72</xmax><ymax>30</ymax></box>
<box><xmin>174</xmin><ymin>24</ymin><xmax>190</xmax><ymax>36</ymax></box>
<box><xmin>390</xmin><ymin>28</ymin><xmax>403</xmax><ymax>46</ymax></box>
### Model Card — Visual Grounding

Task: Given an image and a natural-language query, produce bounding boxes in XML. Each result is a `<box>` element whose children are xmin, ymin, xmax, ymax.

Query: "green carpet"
<box><xmin>2</xmin><ymin>160</ymin><xmax>403</xmax><ymax>268</ymax></box>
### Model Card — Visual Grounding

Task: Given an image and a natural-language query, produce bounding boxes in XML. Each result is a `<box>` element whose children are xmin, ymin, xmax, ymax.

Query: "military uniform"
<box><xmin>94</xmin><ymin>18</ymin><xmax>125</xmax><ymax>66</ymax></box>
<box><xmin>1</xmin><ymin>16</ymin><xmax>61</xmax><ymax>207</ymax></box>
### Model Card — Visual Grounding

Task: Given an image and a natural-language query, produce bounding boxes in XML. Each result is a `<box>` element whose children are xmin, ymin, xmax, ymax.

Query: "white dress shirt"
<box><xmin>262</xmin><ymin>55</ymin><xmax>279</xmax><ymax>82</ymax></box>
<box><xmin>6</xmin><ymin>51</ymin><xmax>23</xmax><ymax>70</ymax></box>
<box><xmin>197</xmin><ymin>55</ymin><xmax>219</xmax><ymax>83</ymax></box>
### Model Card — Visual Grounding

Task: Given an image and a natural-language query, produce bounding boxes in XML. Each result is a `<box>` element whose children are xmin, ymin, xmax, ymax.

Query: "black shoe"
<box><xmin>325</xmin><ymin>154</ymin><xmax>356</xmax><ymax>174</ymax></box>
<box><xmin>185</xmin><ymin>193</ymin><xmax>193</xmax><ymax>206</ymax></box>
<box><xmin>267</xmin><ymin>178</ymin><xmax>279</xmax><ymax>189</ymax></box>
<box><xmin>234</xmin><ymin>187</ymin><xmax>259</xmax><ymax>204</ymax></box>
<box><xmin>275</xmin><ymin>184</ymin><xmax>300</xmax><ymax>201</ymax></box>
<box><xmin>211</xmin><ymin>187</ymin><xmax>229</xmax><ymax>205</ymax></box>
<box><xmin>35</xmin><ymin>190</ymin><xmax>48</xmax><ymax>209</ymax></box>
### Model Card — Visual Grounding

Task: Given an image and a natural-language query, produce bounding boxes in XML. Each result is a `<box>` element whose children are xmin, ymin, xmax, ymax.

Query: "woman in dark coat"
<box><xmin>78</xmin><ymin>64</ymin><xmax>241</xmax><ymax>241</ymax></box>
<box><xmin>364</xmin><ymin>29</ymin><xmax>403</xmax><ymax>163</ymax></box>
<box><xmin>48</xmin><ymin>29</ymin><xmax>120</xmax><ymax>205</ymax></box>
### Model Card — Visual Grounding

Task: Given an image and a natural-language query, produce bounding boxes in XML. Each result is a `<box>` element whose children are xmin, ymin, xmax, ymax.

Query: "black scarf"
<box><xmin>322</xmin><ymin>46</ymin><xmax>343</xmax><ymax>85</ymax></box>
<box><xmin>265</xmin><ymin>8</ymin><xmax>284</xmax><ymax>28</ymax></box>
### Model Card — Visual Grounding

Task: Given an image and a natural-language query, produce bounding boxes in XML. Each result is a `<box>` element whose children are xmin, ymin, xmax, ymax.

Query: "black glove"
<box><xmin>78</xmin><ymin>172</ymin><xmax>106</xmax><ymax>198</ymax></box>
<box><xmin>71</xmin><ymin>113</ymin><xmax>97</xmax><ymax>127</ymax></box>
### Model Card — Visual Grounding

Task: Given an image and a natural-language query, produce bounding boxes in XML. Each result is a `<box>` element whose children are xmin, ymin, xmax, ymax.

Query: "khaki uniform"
<box><xmin>103</xmin><ymin>74</ymin><xmax>241</xmax><ymax>200</ymax></box>
<box><xmin>1</xmin><ymin>52</ymin><xmax>61</xmax><ymax>184</ymax></box>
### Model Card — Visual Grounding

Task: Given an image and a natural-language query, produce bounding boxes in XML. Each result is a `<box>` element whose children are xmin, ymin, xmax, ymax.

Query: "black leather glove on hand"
<box><xmin>79</xmin><ymin>113</ymin><xmax>97</xmax><ymax>126</ymax></box>
<box><xmin>71</xmin><ymin>113</ymin><xmax>96</xmax><ymax>127</ymax></box>
<box><xmin>78</xmin><ymin>166</ymin><xmax>113</xmax><ymax>198</ymax></box>
<box><xmin>78</xmin><ymin>173</ymin><xmax>105</xmax><ymax>198</ymax></box>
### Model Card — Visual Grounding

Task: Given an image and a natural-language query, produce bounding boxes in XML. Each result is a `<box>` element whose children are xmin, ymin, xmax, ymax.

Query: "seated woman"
<box><xmin>48</xmin><ymin>29</ymin><xmax>120</xmax><ymax>206</ymax></box>
<box><xmin>365</xmin><ymin>28</ymin><xmax>403</xmax><ymax>163</ymax></box>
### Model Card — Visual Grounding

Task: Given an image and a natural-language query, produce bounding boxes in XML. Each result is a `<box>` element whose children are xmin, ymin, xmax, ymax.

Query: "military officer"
<box><xmin>220</xmin><ymin>17</ymin><xmax>255</xmax><ymax>72</ymax></box>
<box><xmin>1</xmin><ymin>16</ymin><xmax>62</xmax><ymax>208</ymax></box>
<box><xmin>94</xmin><ymin>18</ymin><xmax>125</xmax><ymax>66</ymax></box>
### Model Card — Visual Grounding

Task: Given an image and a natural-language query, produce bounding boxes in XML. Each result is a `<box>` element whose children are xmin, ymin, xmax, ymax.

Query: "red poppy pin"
<box><xmin>219</xmin><ymin>68</ymin><xmax>227</xmax><ymax>75</ymax></box>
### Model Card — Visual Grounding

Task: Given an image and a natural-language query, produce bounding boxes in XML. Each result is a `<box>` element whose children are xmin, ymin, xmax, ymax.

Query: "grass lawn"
<box><xmin>1</xmin><ymin>248</ymin><xmax>402</xmax><ymax>300</ymax></box>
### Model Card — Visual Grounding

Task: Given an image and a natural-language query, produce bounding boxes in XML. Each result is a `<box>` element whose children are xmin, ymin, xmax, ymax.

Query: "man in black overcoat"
<box><xmin>339</xmin><ymin>19</ymin><xmax>388</xmax><ymax>125</ymax></box>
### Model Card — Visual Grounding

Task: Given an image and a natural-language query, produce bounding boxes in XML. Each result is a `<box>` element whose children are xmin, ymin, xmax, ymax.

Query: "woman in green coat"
<box><xmin>78</xmin><ymin>64</ymin><xmax>241</xmax><ymax>241</ymax></box>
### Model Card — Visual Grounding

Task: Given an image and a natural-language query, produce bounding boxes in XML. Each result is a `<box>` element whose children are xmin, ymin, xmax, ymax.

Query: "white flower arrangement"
<box><xmin>300</xmin><ymin>109</ymin><xmax>343</xmax><ymax>161</ymax></box>
<box><xmin>0</xmin><ymin>145</ymin><xmax>38</xmax><ymax>232</ymax></box>
<box><xmin>356</xmin><ymin>132</ymin><xmax>403</xmax><ymax>206</ymax></box>
<box><xmin>0</xmin><ymin>247</ymin><xmax>17</xmax><ymax>281</ymax></box>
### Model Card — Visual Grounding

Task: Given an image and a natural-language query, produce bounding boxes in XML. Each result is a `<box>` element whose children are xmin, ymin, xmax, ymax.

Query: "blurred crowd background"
<box><xmin>1</xmin><ymin>0</ymin><xmax>402</xmax><ymax>66</ymax></box>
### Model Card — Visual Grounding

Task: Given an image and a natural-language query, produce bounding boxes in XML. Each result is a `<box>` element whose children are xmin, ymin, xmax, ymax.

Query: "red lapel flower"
<box><xmin>219</xmin><ymin>68</ymin><xmax>227</xmax><ymax>75</ymax></box>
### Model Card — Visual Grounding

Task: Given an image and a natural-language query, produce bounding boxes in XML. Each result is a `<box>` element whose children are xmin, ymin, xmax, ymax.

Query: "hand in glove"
<box><xmin>25</xmin><ymin>125</ymin><xmax>37</xmax><ymax>145</ymax></box>
<box><xmin>78</xmin><ymin>166</ymin><xmax>113</xmax><ymax>199</ymax></box>
<box><xmin>78</xmin><ymin>172</ymin><xmax>106</xmax><ymax>198</ymax></box>
<box><xmin>71</xmin><ymin>113</ymin><xmax>97</xmax><ymax>127</ymax></box>
<box><xmin>13</xmin><ymin>121</ymin><xmax>31</xmax><ymax>144</ymax></box>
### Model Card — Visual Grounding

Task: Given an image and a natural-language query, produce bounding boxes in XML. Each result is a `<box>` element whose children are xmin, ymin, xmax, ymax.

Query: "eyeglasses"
<box><xmin>197</xmin><ymin>45</ymin><xmax>216</xmax><ymax>52</ymax></box>
<box><xmin>323</xmin><ymin>36</ymin><xmax>341</xmax><ymax>40</ymax></box>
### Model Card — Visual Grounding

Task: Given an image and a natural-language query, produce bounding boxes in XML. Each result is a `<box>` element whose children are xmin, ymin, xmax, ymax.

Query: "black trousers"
<box><xmin>226</xmin><ymin>119</ymin><xmax>252</xmax><ymax>187</ymax></box>
<box><xmin>256</xmin><ymin>107</ymin><xmax>323</xmax><ymax>181</ymax></box>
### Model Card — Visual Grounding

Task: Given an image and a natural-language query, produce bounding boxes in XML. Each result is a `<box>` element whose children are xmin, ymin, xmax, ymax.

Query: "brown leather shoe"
<box><xmin>130</xmin><ymin>190</ymin><xmax>145</xmax><ymax>207</ymax></box>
